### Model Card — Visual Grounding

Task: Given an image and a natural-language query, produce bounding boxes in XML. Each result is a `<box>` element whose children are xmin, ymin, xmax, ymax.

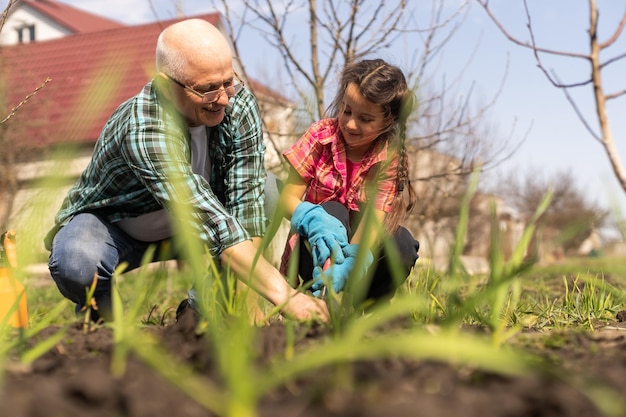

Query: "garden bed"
<box><xmin>2</xmin><ymin>308</ymin><xmax>625</xmax><ymax>417</ymax></box>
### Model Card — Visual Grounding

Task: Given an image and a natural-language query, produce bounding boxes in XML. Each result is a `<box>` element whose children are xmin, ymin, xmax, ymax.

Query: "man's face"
<box><xmin>167</xmin><ymin>57</ymin><xmax>236</xmax><ymax>127</ymax></box>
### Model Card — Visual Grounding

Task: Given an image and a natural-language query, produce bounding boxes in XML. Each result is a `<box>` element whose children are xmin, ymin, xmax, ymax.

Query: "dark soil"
<box><xmin>2</xmin><ymin>309</ymin><xmax>626</xmax><ymax>417</ymax></box>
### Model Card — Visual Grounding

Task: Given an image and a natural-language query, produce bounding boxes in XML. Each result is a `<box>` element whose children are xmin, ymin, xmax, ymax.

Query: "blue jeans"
<box><xmin>48</xmin><ymin>213</ymin><xmax>176</xmax><ymax>320</ymax></box>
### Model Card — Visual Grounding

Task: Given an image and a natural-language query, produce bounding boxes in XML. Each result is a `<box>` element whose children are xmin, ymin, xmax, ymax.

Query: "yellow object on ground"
<box><xmin>0</xmin><ymin>230</ymin><xmax>28</xmax><ymax>328</ymax></box>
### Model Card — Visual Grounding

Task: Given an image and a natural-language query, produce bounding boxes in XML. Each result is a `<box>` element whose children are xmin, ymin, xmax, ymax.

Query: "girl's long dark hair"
<box><xmin>327</xmin><ymin>59</ymin><xmax>416</xmax><ymax>234</ymax></box>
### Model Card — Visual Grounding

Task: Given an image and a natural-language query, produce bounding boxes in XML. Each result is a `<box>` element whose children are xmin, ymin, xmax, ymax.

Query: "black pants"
<box><xmin>298</xmin><ymin>201</ymin><xmax>420</xmax><ymax>301</ymax></box>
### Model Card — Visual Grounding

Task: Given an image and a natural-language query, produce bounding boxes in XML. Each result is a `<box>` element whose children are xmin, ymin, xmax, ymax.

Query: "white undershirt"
<box><xmin>116</xmin><ymin>126</ymin><xmax>210</xmax><ymax>241</ymax></box>
<box><xmin>190</xmin><ymin>125</ymin><xmax>211</xmax><ymax>179</ymax></box>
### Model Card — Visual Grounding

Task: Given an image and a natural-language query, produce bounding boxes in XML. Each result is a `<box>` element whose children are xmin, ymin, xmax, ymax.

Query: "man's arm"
<box><xmin>221</xmin><ymin>240</ymin><xmax>329</xmax><ymax>322</ymax></box>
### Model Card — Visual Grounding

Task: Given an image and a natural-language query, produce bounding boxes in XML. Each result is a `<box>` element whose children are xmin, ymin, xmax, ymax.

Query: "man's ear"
<box><xmin>156</xmin><ymin>72</ymin><xmax>173</xmax><ymax>99</ymax></box>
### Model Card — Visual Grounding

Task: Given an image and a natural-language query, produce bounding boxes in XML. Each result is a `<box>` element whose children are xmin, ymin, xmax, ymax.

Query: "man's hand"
<box><xmin>221</xmin><ymin>240</ymin><xmax>329</xmax><ymax>323</ymax></box>
<box><xmin>311</xmin><ymin>244</ymin><xmax>374</xmax><ymax>297</ymax></box>
<box><xmin>281</xmin><ymin>292</ymin><xmax>330</xmax><ymax>322</ymax></box>
<box><xmin>291</xmin><ymin>202</ymin><xmax>349</xmax><ymax>267</ymax></box>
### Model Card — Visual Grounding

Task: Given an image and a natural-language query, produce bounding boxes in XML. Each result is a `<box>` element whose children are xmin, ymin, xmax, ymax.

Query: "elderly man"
<box><xmin>45</xmin><ymin>19</ymin><xmax>328</xmax><ymax>323</ymax></box>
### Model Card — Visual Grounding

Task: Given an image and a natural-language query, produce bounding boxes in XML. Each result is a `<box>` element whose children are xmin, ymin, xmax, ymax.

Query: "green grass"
<box><xmin>4</xmin><ymin>252</ymin><xmax>625</xmax><ymax>417</ymax></box>
<box><xmin>20</xmin><ymin>253</ymin><xmax>626</xmax><ymax>331</ymax></box>
<box><xmin>3</xmin><ymin>177</ymin><xmax>626</xmax><ymax>417</ymax></box>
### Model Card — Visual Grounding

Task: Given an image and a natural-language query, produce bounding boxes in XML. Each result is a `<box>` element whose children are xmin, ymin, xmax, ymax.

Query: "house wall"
<box><xmin>1</xmin><ymin>6</ymin><xmax>71</xmax><ymax>45</ymax></box>
<box><xmin>5</xmin><ymin>148</ymin><xmax>93</xmax><ymax>260</ymax></box>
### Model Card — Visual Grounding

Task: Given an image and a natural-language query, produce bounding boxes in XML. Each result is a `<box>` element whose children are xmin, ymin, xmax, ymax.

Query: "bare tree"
<box><xmin>216</xmin><ymin>0</ymin><xmax>423</xmax><ymax>120</ymax></box>
<box><xmin>209</xmin><ymin>0</ymin><xmax>525</xmax><ymax>260</ymax></box>
<box><xmin>215</xmin><ymin>4</ymin><xmax>516</xmax><ymax>150</ymax></box>
<box><xmin>492</xmin><ymin>168</ymin><xmax>608</xmax><ymax>255</ymax></box>
<box><xmin>476</xmin><ymin>0</ymin><xmax>626</xmax><ymax>196</ymax></box>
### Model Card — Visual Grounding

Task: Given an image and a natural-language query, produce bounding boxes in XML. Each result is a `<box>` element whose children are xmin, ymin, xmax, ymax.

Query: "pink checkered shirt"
<box><xmin>280</xmin><ymin>118</ymin><xmax>399</xmax><ymax>274</ymax></box>
<box><xmin>283</xmin><ymin>118</ymin><xmax>398</xmax><ymax>212</ymax></box>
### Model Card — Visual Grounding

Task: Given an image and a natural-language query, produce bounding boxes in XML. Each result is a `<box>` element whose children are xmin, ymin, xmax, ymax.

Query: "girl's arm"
<box><xmin>279</xmin><ymin>167</ymin><xmax>308</xmax><ymax>218</ymax></box>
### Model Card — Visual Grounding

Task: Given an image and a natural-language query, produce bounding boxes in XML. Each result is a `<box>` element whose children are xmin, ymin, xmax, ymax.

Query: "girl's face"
<box><xmin>338</xmin><ymin>83</ymin><xmax>386</xmax><ymax>159</ymax></box>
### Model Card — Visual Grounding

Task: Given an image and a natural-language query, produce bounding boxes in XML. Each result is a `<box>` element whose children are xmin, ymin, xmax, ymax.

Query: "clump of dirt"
<box><xmin>1</xmin><ymin>312</ymin><xmax>625</xmax><ymax>417</ymax></box>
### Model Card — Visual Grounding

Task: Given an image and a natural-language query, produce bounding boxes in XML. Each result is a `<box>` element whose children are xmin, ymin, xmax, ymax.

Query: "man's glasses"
<box><xmin>165</xmin><ymin>72</ymin><xmax>244</xmax><ymax>103</ymax></box>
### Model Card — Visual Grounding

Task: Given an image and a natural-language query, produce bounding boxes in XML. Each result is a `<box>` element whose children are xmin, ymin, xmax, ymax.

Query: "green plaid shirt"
<box><xmin>46</xmin><ymin>80</ymin><xmax>266</xmax><ymax>256</ymax></box>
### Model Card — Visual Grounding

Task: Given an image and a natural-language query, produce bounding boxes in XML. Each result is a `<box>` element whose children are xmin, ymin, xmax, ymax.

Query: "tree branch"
<box><xmin>1</xmin><ymin>78</ymin><xmax>51</xmax><ymax>125</ymax></box>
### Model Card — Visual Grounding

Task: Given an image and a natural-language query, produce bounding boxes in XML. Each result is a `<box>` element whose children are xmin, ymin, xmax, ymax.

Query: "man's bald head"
<box><xmin>156</xmin><ymin>19</ymin><xmax>232</xmax><ymax>80</ymax></box>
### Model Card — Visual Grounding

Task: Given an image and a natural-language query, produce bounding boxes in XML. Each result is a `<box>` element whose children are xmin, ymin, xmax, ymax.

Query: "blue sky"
<box><xmin>55</xmin><ymin>0</ymin><xmax>626</xmax><ymax>213</ymax></box>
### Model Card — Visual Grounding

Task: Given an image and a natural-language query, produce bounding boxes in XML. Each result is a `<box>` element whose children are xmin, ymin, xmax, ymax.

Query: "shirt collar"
<box><xmin>335</xmin><ymin>133</ymin><xmax>392</xmax><ymax>168</ymax></box>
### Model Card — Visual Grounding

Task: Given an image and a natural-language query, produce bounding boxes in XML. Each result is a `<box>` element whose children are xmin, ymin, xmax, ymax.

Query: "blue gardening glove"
<box><xmin>291</xmin><ymin>202</ymin><xmax>349</xmax><ymax>267</ymax></box>
<box><xmin>311</xmin><ymin>244</ymin><xmax>374</xmax><ymax>297</ymax></box>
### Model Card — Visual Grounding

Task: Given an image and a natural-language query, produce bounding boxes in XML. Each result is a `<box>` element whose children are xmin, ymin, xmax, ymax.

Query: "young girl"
<box><xmin>278</xmin><ymin>58</ymin><xmax>420</xmax><ymax>302</ymax></box>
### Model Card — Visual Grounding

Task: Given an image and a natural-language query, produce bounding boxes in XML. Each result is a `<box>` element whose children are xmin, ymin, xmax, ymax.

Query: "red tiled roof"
<box><xmin>18</xmin><ymin>0</ymin><xmax>124</xmax><ymax>33</ymax></box>
<box><xmin>1</xmin><ymin>13</ymin><xmax>221</xmax><ymax>147</ymax></box>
